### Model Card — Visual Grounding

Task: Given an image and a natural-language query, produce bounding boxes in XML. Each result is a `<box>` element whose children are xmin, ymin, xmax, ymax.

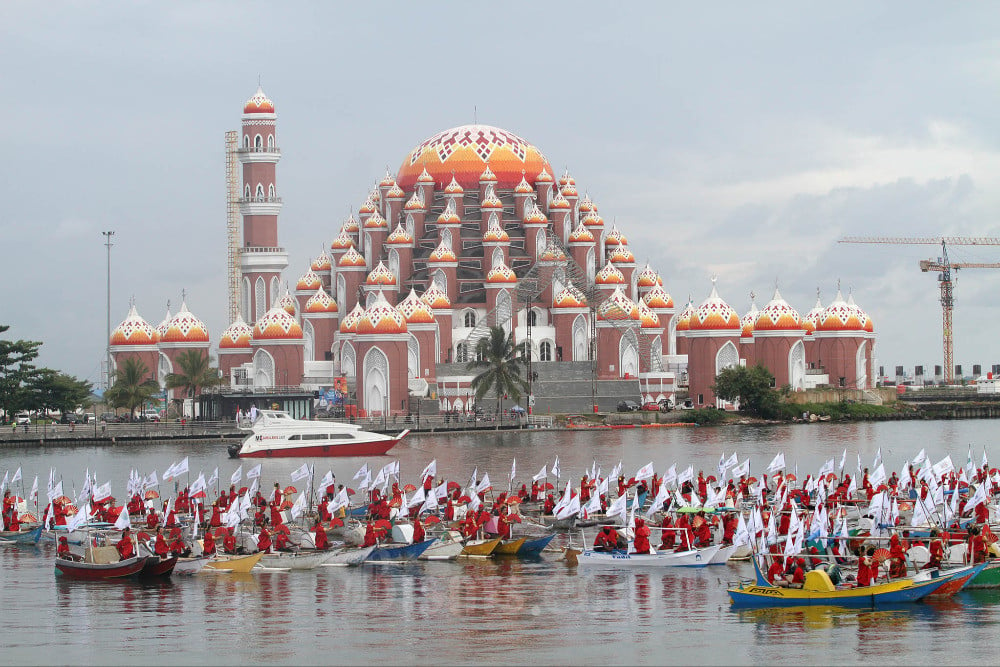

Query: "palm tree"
<box><xmin>466</xmin><ymin>326</ymin><xmax>529</xmax><ymax>417</ymax></box>
<box><xmin>164</xmin><ymin>349</ymin><xmax>222</xmax><ymax>417</ymax></box>
<box><xmin>104</xmin><ymin>357</ymin><xmax>159</xmax><ymax>419</ymax></box>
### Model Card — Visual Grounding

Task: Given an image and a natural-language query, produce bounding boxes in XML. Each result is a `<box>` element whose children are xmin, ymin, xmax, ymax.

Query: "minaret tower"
<box><xmin>239</xmin><ymin>85</ymin><xmax>289</xmax><ymax>323</ymax></box>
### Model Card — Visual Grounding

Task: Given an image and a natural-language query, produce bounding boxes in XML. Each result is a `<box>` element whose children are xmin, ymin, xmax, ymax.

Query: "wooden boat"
<box><xmin>0</xmin><ymin>526</ymin><xmax>42</xmax><ymax>545</ymax></box>
<box><xmin>460</xmin><ymin>537</ymin><xmax>501</xmax><ymax>557</ymax></box>
<box><xmin>494</xmin><ymin>537</ymin><xmax>527</xmax><ymax>556</ymax></box>
<box><xmin>517</xmin><ymin>534</ymin><xmax>556</xmax><ymax>557</ymax></box>
<box><xmin>54</xmin><ymin>543</ymin><xmax>147</xmax><ymax>581</ymax></box>
<box><xmin>419</xmin><ymin>532</ymin><xmax>465</xmax><ymax>560</ymax></box>
<box><xmin>366</xmin><ymin>540</ymin><xmax>434</xmax><ymax>562</ymax></box>
<box><xmin>708</xmin><ymin>544</ymin><xmax>738</xmax><ymax>565</ymax></box>
<box><xmin>728</xmin><ymin>559</ymin><xmax>968</xmax><ymax>607</ymax></box>
<box><xmin>139</xmin><ymin>556</ymin><xmax>177</xmax><ymax>578</ymax></box>
<box><xmin>259</xmin><ymin>550</ymin><xmax>335</xmax><ymax>571</ymax></box>
<box><xmin>922</xmin><ymin>562</ymin><xmax>987</xmax><ymax>597</ymax></box>
<box><xmin>322</xmin><ymin>545</ymin><xmax>376</xmax><ymax>566</ymax></box>
<box><xmin>965</xmin><ymin>560</ymin><xmax>1000</xmax><ymax>589</ymax></box>
<box><xmin>174</xmin><ymin>556</ymin><xmax>209</xmax><ymax>575</ymax></box>
<box><xmin>204</xmin><ymin>552</ymin><xmax>263</xmax><ymax>573</ymax></box>
<box><xmin>576</xmin><ymin>545</ymin><xmax>720</xmax><ymax>569</ymax></box>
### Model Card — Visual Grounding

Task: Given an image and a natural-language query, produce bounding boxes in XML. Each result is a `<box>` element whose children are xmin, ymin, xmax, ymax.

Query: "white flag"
<box><xmin>868</xmin><ymin>463</ymin><xmax>886</xmax><ymax>488</ymax></box>
<box><xmin>92</xmin><ymin>482</ymin><xmax>112</xmax><ymax>502</ymax></box>
<box><xmin>190</xmin><ymin>473</ymin><xmax>207</xmax><ymax>496</ymax></box>
<box><xmin>610</xmin><ymin>460</ymin><xmax>622</xmax><ymax>481</ymax></box>
<box><xmin>247</xmin><ymin>464</ymin><xmax>262</xmax><ymax>480</ymax></box>
<box><xmin>290</xmin><ymin>492</ymin><xmax>308</xmax><ymax>520</ymax></box>
<box><xmin>229</xmin><ymin>465</ymin><xmax>242</xmax><ymax>486</ymax></box>
<box><xmin>329</xmin><ymin>488</ymin><xmax>350</xmax><ymax>513</ymax></box>
<box><xmin>353</xmin><ymin>463</ymin><xmax>369</xmax><ymax>481</ymax></box>
<box><xmin>317</xmin><ymin>470</ymin><xmax>334</xmax><ymax>492</ymax></box>
<box><xmin>476</xmin><ymin>474</ymin><xmax>492</xmax><ymax>493</ymax></box>
<box><xmin>663</xmin><ymin>464</ymin><xmax>677</xmax><ymax>487</ymax></box>
<box><xmin>766</xmin><ymin>452</ymin><xmax>785</xmax><ymax>475</ymax></box>
<box><xmin>635</xmin><ymin>462</ymin><xmax>655</xmax><ymax>481</ymax></box>
<box><xmin>47</xmin><ymin>481</ymin><xmax>63</xmax><ymax>503</ymax></box>
<box><xmin>144</xmin><ymin>471</ymin><xmax>158</xmax><ymax>489</ymax></box>
<box><xmin>290</xmin><ymin>464</ymin><xmax>311</xmax><ymax>483</ymax></box>
<box><xmin>731</xmin><ymin>459</ymin><xmax>750</xmax><ymax>479</ymax></box>
<box><xmin>114</xmin><ymin>506</ymin><xmax>131</xmax><ymax>531</ymax></box>
<box><xmin>967</xmin><ymin>482</ymin><xmax>988</xmax><ymax>510</ymax></box>
<box><xmin>66</xmin><ymin>503</ymin><xmax>91</xmax><ymax>532</ymax></box>
<box><xmin>555</xmin><ymin>494</ymin><xmax>580</xmax><ymax>520</ymax></box>
<box><xmin>606</xmin><ymin>493</ymin><xmax>628</xmax><ymax>520</ymax></box>
<box><xmin>30</xmin><ymin>476</ymin><xmax>38</xmax><ymax>500</ymax></box>
<box><xmin>420</xmin><ymin>460</ymin><xmax>437</xmax><ymax>480</ymax></box>
<box><xmin>912</xmin><ymin>449</ymin><xmax>927</xmax><ymax>467</ymax></box>
<box><xmin>207</xmin><ymin>468</ymin><xmax>219</xmax><ymax>487</ymax></box>
<box><xmin>407</xmin><ymin>486</ymin><xmax>426</xmax><ymax>508</ymax></box>
<box><xmin>532</xmin><ymin>465</ymin><xmax>548</xmax><ymax>482</ymax></box>
<box><xmin>509</xmin><ymin>459</ymin><xmax>516</xmax><ymax>483</ymax></box>
<box><xmin>11</xmin><ymin>467</ymin><xmax>21</xmax><ymax>485</ymax></box>
<box><xmin>677</xmin><ymin>466</ymin><xmax>694</xmax><ymax>486</ymax></box>
<box><xmin>551</xmin><ymin>457</ymin><xmax>560</xmax><ymax>479</ymax></box>
<box><xmin>645</xmin><ymin>482</ymin><xmax>669</xmax><ymax>518</ymax></box>
<box><xmin>818</xmin><ymin>458</ymin><xmax>835</xmax><ymax>479</ymax></box>
<box><xmin>582</xmin><ymin>491</ymin><xmax>601</xmax><ymax>519</ymax></box>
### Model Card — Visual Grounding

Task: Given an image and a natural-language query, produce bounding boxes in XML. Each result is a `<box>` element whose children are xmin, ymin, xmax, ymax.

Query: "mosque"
<box><xmin>108</xmin><ymin>87</ymin><xmax>876</xmax><ymax>417</ymax></box>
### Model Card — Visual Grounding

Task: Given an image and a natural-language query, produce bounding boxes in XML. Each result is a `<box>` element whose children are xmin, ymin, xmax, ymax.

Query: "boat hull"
<box><xmin>0</xmin><ymin>526</ymin><xmax>42</xmax><ymax>545</ymax></box>
<box><xmin>259</xmin><ymin>550</ymin><xmax>334</xmax><ymax>570</ymax></box>
<box><xmin>139</xmin><ymin>556</ymin><xmax>177</xmax><ymax>578</ymax></box>
<box><xmin>324</xmin><ymin>545</ymin><xmax>376</xmax><ymax>566</ymax></box>
<box><xmin>54</xmin><ymin>555</ymin><xmax>146</xmax><ymax>580</ymax></box>
<box><xmin>174</xmin><ymin>556</ymin><xmax>209</xmax><ymax>575</ymax></box>
<box><xmin>234</xmin><ymin>434</ymin><xmax>405</xmax><ymax>459</ymax></box>
<box><xmin>461</xmin><ymin>538</ymin><xmax>501</xmax><ymax>557</ymax></box>
<box><xmin>204</xmin><ymin>552</ymin><xmax>263</xmax><ymax>573</ymax></box>
<box><xmin>966</xmin><ymin>560</ymin><xmax>1000</xmax><ymax>589</ymax></box>
<box><xmin>494</xmin><ymin>537</ymin><xmax>527</xmax><ymax>556</ymax></box>
<box><xmin>577</xmin><ymin>546</ymin><xmax>719</xmax><ymax>568</ymax></box>
<box><xmin>517</xmin><ymin>534</ymin><xmax>556</xmax><ymax>557</ymax></box>
<box><xmin>366</xmin><ymin>540</ymin><xmax>434</xmax><ymax>562</ymax></box>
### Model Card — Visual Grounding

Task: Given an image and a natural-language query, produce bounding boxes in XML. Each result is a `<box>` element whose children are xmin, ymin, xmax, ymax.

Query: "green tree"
<box><xmin>466</xmin><ymin>326</ymin><xmax>529</xmax><ymax>416</ymax></box>
<box><xmin>29</xmin><ymin>370</ymin><xmax>93</xmax><ymax>415</ymax></box>
<box><xmin>0</xmin><ymin>325</ymin><xmax>42</xmax><ymax>421</ymax></box>
<box><xmin>104</xmin><ymin>357</ymin><xmax>159</xmax><ymax>418</ymax></box>
<box><xmin>711</xmin><ymin>364</ymin><xmax>780</xmax><ymax>418</ymax></box>
<box><xmin>164</xmin><ymin>349</ymin><xmax>222</xmax><ymax>416</ymax></box>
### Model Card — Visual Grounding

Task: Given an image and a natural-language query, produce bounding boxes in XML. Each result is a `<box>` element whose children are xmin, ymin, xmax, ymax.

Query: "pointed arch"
<box><xmin>495</xmin><ymin>289</ymin><xmax>512</xmax><ymax>333</ymax></box>
<box><xmin>407</xmin><ymin>334</ymin><xmax>419</xmax><ymax>379</ymax></box>
<box><xmin>254</xmin><ymin>277</ymin><xmax>266</xmax><ymax>321</ymax></box>
<box><xmin>270</xmin><ymin>277</ymin><xmax>280</xmax><ymax>306</ymax></box>
<box><xmin>715</xmin><ymin>341</ymin><xmax>739</xmax><ymax>374</ymax></box>
<box><xmin>405</xmin><ymin>213</ymin><xmax>415</xmax><ymax>239</ymax></box>
<box><xmin>254</xmin><ymin>134</ymin><xmax>262</xmax><ymax>149</ymax></box>
<box><xmin>586</xmin><ymin>246</ymin><xmax>596</xmax><ymax>284</ymax></box>
<box><xmin>441</xmin><ymin>228</ymin><xmax>453</xmax><ymax>250</ymax></box>
<box><xmin>303</xmin><ymin>319</ymin><xmax>315</xmax><ymax>362</ymax></box>
<box><xmin>667</xmin><ymin>315</ymin><xmax>677</xmax><ymax>356</ymax></box>
<box><xmin>157</xmin><ymin>352</ymin><xmax>172</xmax><ymax>389</ymax></box>
<box><xmin>650</xmin><ymin>334</ymin><xmax>663</xmax><ymax>371</ymax></box>
<box><xmin>364</xmin><ymin>232</ymin><xmax>372</xmax><ymax>265</ymax></box>
<box><xmin>336</xmin><ymin>274</ymin><xmax>346</xmax><ymax>313</ymax></box>
<box><xmin>572</xmin><ymin>314</ymin><xmax>588</xmax><ymax>361</ymax></box>
<box><xmin>341</xmin><ymin>341</ymin><xmax>356</xmax><ymax>378</ymax></box>
<box><xmin>491</xmin><ymin>246</ymin><xmax>504</xmax><ymax>269</ymax></box>
<box><xmin>535</xmin><ymin>229</ymin><xmax>546</xmax><ymax>258</ymax></box>
<box><xmin>389</xmin><ymin>249</ymin><xmax>400</xmax><ymax>282</ymax></box>
<box><xmin>268</xmin><ymin>183</ymin><xmax>275</xmax><ymax>198</ymax></box>
<box><xmin>432</xmin><ymin>268</ymin><xmax>447</xmax><ymax>292</ymax></box>
<box><xmin>363</xmin><ymin>346</ymin><xmax>390</xmax><ymax>414</ymax></box>
<box><xmin>789</xmin><ymin>339</ymin><xmax>806</xmax><ymax>391</ymax></box>
<box><xmin>255</xmin><ymin>183</ymin><xmax>264</xmax><ymax>198</ymax></box>
<box><xmin>620</xmin><ymin>330</ymin><xmax>639</xmax><ymax>378</ymax></box>
<box><xmin>855</xmin><ymin>340</ymin><xmax>868</xmax><ymax>389</ymax></box>
<box><xmin>252</xmin><ymin>349</ymin><xmax>275</xmax><ymax>388</ymax></box>
<box><xmin>242</xmin><ymin>277</ymin><xmax>251</xmax><ymax>322</ymax></box>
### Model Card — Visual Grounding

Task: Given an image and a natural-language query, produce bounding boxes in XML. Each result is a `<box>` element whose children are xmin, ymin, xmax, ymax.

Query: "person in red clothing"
<box><xmin>659</xmin><ymin>516</ymin><xmax>676</xmax><ymax>550</ymax></box>
<box><xmin>362</xmin><ymin>522</ymin><xmax>377</xmax><ymax>547</ymax></box>
<box><xmin>313</xmin><ymin>519</ymin><xmax>329</xmax><ymax>550</ymax></box>
<box><xmin>57</xmin><ymin>536</ymin><xmax>76</xmax><ymax>560</ymax></box>
<box><xmin>146</xmin><ymin>508</ymin><xmax>160</xmax><ymax>530</ymax></box>
<box><xmin>789</xmin><ymin>558</ymin><xmax>806</xmax><ymax>587</ymax></box>
<box><xmin>209</xmin><ymin>503</ymin><xmax>222</xmax><ymax>528</ymax></box>
<box><xmin>459</xmin><ymin>513</ymin><xmax>478</xmax><ymax>539</ymax></box>
<box><xmin>925</xmin><ymin>530</ymin><xmax>945</xmax><ymax>570</ymax></box>
<box><xmin>530</xmin><ymin>481</ymin><xmax>540</xmax><ymax>502</ymax></box>
<box><xmin>412</xmin><ymin>518</ymin><xmax>425</xmax><ymax>544</ymax></box>
<box><xmin>497</xmin><ymin>506</ymin><xmax>513</xmax><ymax>540</ymax></box>
<box><xmin>543</xmin><ymin>494</ymin><xmax>556</xmax><ymax>515</ymax></box>
<box><xmin>696</xmin><ymin>471</ymin><xmax>707</xmax><ymax>501</ymax></box>
<box><xmin>202</xmin><ymin>531</ymin><xmax>217</xmax><ymax>557</ymax></box>
<box><xmin>693</xmin><ymin>513</ymin><xmax>712</xmax><ymax>547</ymax></box>
<box><xmin>272</xmin><ymin>483</ymin><xmax>282</xmax><ymax>507</ymax></box>
<box><xmin>269</xmin><ymin>503</ymin><xmax>284</xmax><ymax>528</ymax></box>
<box><xmin>593</xmin><ymin>526</ymin><xmax>620</xmax><ymax>551</ymax></box>
<box><xmin>888</xmin><ymin>533</ymin><xmax>907</xmax><ymax>578</ymax></box>
<box><xmin>274</xmin><ymin>525</ymin><xmax>291</xmax><ymax>551</ymax></box>
<box><xmin>153</xmin><ymin>527</ymin><xmax>169</xmax><ymax>558</ymax></box>
<box><xmin>116</xmin><ymin>528</ymin><xmax>135</xmax><ymax>560</ymax></box>
<box><xmin>223</xmin><ymin>529</ymin><xmax>238</xmax><ymax>554</ymax></box>
<box><xmin>856</xmin><ymin>547</ymin><xmax>876</xmax><ymax>586</ymax></box>
<box><xmin>126</xmin><ymin>493</ymin><xmax>143</xmax><ymax>516</ymax></box>
<box><xmin>767</xmin><ymin>558</ymin><xmax>786</xmax><ymax>585</ymax></box>
<box><xmin>444</xmin><ymin>499</ymin><xmax>455</xmax><ymax>522</ymax></box>
<box><xmin>975</xmin><ymin>500</ymin><xmax>989</xmax><ymax>525</ymax></box>
<box><xmin>632</xmin><ymin>517</ymin><xmax>652</xmax><ymax>554</ymax></box>
<box><xmin>168</xmin><ymin>527</ymin><xmax>188</xmax><ymax>557</ymax></box>
<box><xmin>256</xmin><ymin>525</ymin><xmax>272</xmax><ymax>554</ymax></box>
<box><xmin>969</xmin><ymin>527</ymin><xmax>987</xmax><ymax>564</ymax></box>
<box><xmin>318</xmin><ymin>497</ymin><xmax>331</xmax><ymax>522</ymax></box>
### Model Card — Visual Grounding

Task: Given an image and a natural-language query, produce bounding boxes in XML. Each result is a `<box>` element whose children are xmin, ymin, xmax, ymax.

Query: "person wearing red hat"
<box><xmin>256</xmin><ymin>524</ymin><xmax>272</xmax><ymax>553</ymax></box>
<box><xmin>789</xmin><ymin>558</ymin><xmax>806</xmax><ymax>587</ymax></box>
<box><xmin>116</xmin><ymin>528</ymin><xmax>135</xmax><ymax>560</ymax></box>
<box><xmin>594</xmin><ymin>526</ymin><xmax>620</xmax><ymax>552</ymax></box>
<box><xmin>412</xmin><ymin>518</ymin><xmax>425</xmax><ymax>544</ymax></box>
<box><xmin>223</xmin><ymin>529</ymin><xmax>238</xmax><ymax>554</ymax></box>
<box><xmin>362</xmin><ymin>522</ymin><xmax>377</xmax><ymax>547</ymax></box>
<box><xmin>632</xmin><ymin>517</ymin><xmax>652</xmax><ymax>555</ymax></box>
<box><xmin>168</xmin><ymin>528</ymin><xmax>188</xmax><ymax>557</ymax></box>
<box><xmin>313</xmin><ymin>519</ymin><xmax>329</xmax><ymax>550</ymax></box>
<box><xmin>146</xmin><ymin>507</ymin><xmax>160</xmax><ymax>530</ymax></box>
<box><xmin>57</xmin><ymin>536</ymin><xmax>75</xmax><ymax>560</ymax></box>
<box><xmin>153</xmin><ymin>527</ymin><xmax>169</xmax><ymax>558</ymax></box>
<box><xmin>202</xmin><ymin>531</ymin><xmax>217</xmax><ymax>557</ymax></box>
<box><xmin>274</xmin><ymin>524</ymin><xmax>291</xmax><ymax>551</ymax></box>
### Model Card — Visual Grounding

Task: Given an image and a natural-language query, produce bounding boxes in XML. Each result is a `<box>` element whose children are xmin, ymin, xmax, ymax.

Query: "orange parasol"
<box><xmin>54</xmin><ymin>495</ymin><xmax>72</xmax><ymax>505</ymax></box>
<box><xmin>328</xmin><ymin>518</ymin><xmax>345</xmax><ymax>528</ymax></box>
<box><xmin>873</xmin><ymin>548</ymin><xmax>891</xmax><ymax>564</ymax></box>
<box><xmin>544</xmin><ymin>483</ymin><xmax>554</xmax><ymax>490</ymax></box>
<box><xmin>279</xmin><ymin>500</ymin><xmax>293</xmax><ymax>510</ymax></box>
<box><xmin>422</xmin><ymin>515</ymin><xmax>441</xmax><ymax>525</ymax></box>
<box><xmin>447</xmin><ymin>481</ymin><xmax>460</xmax><ymax>491</ymax></box>
<box><xmin>785</xmin><ymin>474</ymin><xmax>797</xmax><ymax>482</ymax></box>
<box><xmin>284</xmin><ymin>486</ymin><xmax>297</xmax><ymax>495</ymax></box>
<box><xmin>19</xmin><ymin>512</ymin><xmax>37</xmax><ymax>523</ymax></box>
<box><xmin>457</xmin><ymin>495</ymin><xmax>472</xmax><ymax>503</ymax></box>
<box><xmin>144</xmin><ymin>490</ymin><xmax>159</xmax><ymax>500</ymax></box>
<box><xmin>506</xmin><ymin>497</ymin><xmax>521</xmax><ymax>504</ymax></box>
<box><xmin>403</xmin><ymin>484</ymin><xmax>417</xmax><ymax>493</ymax></box>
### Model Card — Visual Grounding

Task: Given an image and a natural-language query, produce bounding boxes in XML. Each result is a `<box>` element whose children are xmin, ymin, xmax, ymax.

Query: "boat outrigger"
<box><xmin>228</xmin><ymin>410</ymin><xmax>408</xmax><ymax>458</ymax></box>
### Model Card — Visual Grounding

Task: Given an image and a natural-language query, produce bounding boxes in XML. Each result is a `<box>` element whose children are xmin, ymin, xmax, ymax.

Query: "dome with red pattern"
<box><xmin>643</xmin><ymin>284</ymin><xmax>674</xmax><ymax>309</ymax></box>
<box><xmin>253</xmin><ymin>307</ymin><xmax>303</xmax><ymax>341</ymax></box>
<box><xmin>243</xmin><ymin>86</ymin><xmax>274</xmax><ymax>115</ymax></box>
<box><xmin>437</xmin><ymin>198</ymin><xmax>461</xmax><ymax>224</ymax></box>
<box><xmin>609</xmin><ymin>245</ymin><xmax>635</xmax><ymax>264</ymax></box>
<box><xmin>816</xmin><ymin>290</ymin><xmax>865</xmax><ymax>332</ymax></box>
<box><xmin>548</xmin><ymin>191</ymin><xmax>571</xmax><ymax>210</ymax></box>
<box><xmin>443</xmin><ymin>175</ymin><xmax>464</xmax><ymax>195</ymax></box>
<box><xmin>276</xmin><ymin>290</ymin><xmax>297</xmax><ymax>316</ymax></box>
<box><xmin>848</xmin><ymin>293</ymin><xmax>873</xmax><ymax>333</ymax></box>
<box><xmin>483</xmin><ymin>219</ymin><xmax>509</xmax><ymax>243</ymax></box>
<box><xmin>523</xmin><ymin>202</ymin><xmax>547</xmax><ymax>225</ymax></box>
<box><xmin>357</xmin><ymin>291</ymin><xmax>407</xmax><ymax>335</ymax></box>
<box><xmin>155</xmin><ymin>307</ymin><xmax>172</xmax><ymax>340</ymax></box>
<box><xmin>304</xmin><ymin>287</ymin><xmax>337</xmax><ymax>314</ymax></box>
<box><xmin>553</xmin><ymin>284</ymin><xmax>588</xmax><ymax>309</ymax></box>
<box><xmin>338</xmin><ymin>246</ymin><xmax>367</xmax><ymax>268</ymax></box>
<box><xmin>558</xmin><ymin>171</ymin><xmax>576</xmax><ymax>187</ymax></box>
<box><xmin>421</xmin><ymin>283</ymin><xmax>451</xmax><ymax>309</ymax></box>
<box><xmin>396</xmin><ymin>125</ymin><xmax>552</xmax><ymax>191</ymax></box>
<box><xmin>801</xmin><ymin>295</ymin><xmax>824</xmax><ymax>335</ymax></box>
<box><xmin>560</xmin><ymin>183</ymin><xmax>578</xmax><ymax>199</ymax></box>
<box><xmin>539</xmin><ymin>245</ymin><xmax>567</xmax><ymax>262</ymax></box>
<box><xmin>604</xmin><ymin>226</ymin><xmax>626</xmax><ymax>246</ymax></box>
<box><xmin>755</xmin><ymin>288</ymin><xmax>802</xmax><ymax>332</ymax></box>
<box><xmin>379</xmin><ymin>171</ymin><xmax>397</xmax><ymax>188</ymax></box>
<box><xmin>366</xmin><ymin>261</ymin><xmax>397</xmax><ymax>286</ymax></box>
<box><xmin>338</xmin><ymin>303</ymin><xmax>365</xmax><ymax>334</ymax></box>
<box><xmin>578</xmin><ymin>194</ymin><xmax>596</xmax><ymax>214</ymax></box>
<box><xmin>689</xmin><ymin>282</ymin><xmax>740</xmax><ymax>331</ymax></box>
<box><xmin>597</xmin><ymin>286</ymin><xmax>639</xmax><ymax>321</ymax></box>
<box><xmin>416</xmin><ymin>167</ymin><xmax>435</xmax><ymax>184</ymax></box>
<box><xmin>386</xmin><ymin>182</ymin><xmax>406</xmax><ymax>200</ymax></box>
<box><xmin>296</xmin><ymin>269</ymin><xmax>322</xmax><ymax>291</ymax></box>
<box><xmin>427</xmin><ymin>240</ymin><xmax>457</xmax><ymax>263</ymax></box>
<box><xmin>396</xmin><ymin>290</ymin><xmax>436</xmax><ymax>324</ymax></box>
<box><xmin>638</xmin><ymin>299</ymin><xmax>660</xmax><ymax>329</ymax></box>
<box><xmin>160</xmin><ymin>302</ymin><xmax>211</xmax><ymax>344</ymax></box>
<box><xmin>741</xmin><ymin>300</ymin><xmax>759</xmax><ymax>338</ymax></box>
<box><xmin>311</xmin><ymin>251</ymin><xmax>332</xmax><ymax>272</ymax></box>
<box><xmin>110</xmin><ymin>305</ymin><xmax>157</xmax><ymax>346</ymax></box>
<box><xmin>535</xmin><ymin>167</ymin><xmax>553</xmax><ymax>183</ymax></box>
<box><xmin>219</xmin><ymin>315</ymin><xmax>253</xmax><ymax>349</ymax></box>
<box><xmin>386</xmin><ymin>223</ymin><xmax>413</xmax><ymax>245</ymax></box>
<box><xmin>675</xmin><ymin>300</ymin><xmax>695</xmax><ymax>333</ymax></box>
<box><xmin>595</xmin><ymin>261</ymin><xmax>625</xmax><ymax>285</ymax></box>
<box><xmin>359</xmin><ymin>197</ymin><xmax>377</xmax><ymax>216</ymax></box>
<box><xmin>363</xmin><ymin>209</ymin><xmax>387</xmax><ymax>229</ymax></box>
<box><xmin>404</xmin><ymin>191</ymin><xmax>425</xmax><ymax>211</ymax></box>
<box><xmin>636</xmin><ymin>265</ymin><xmax>659</xmax><ymax>288</ymax></box>
<box><xmin>514</xmin><ymin>174</ymin><xmax>534</xmax><ymax>194</ymax></box>
<box><xmin>486</xmin><ymin>261</ymin><xmax>518</xmax><ymax>284</ymax></box>
<box><xmin>480</xmin><ymin>186</ymin><xmax>504</xmax><ymax>210</ymax></box>
<box><xmin>568</xmin><ymin>222</ymin><xmax>594</xmax><ymax>243</ymax></box>
<box><xmin>582</xmin><ymin>211</ymin><xmax>604</xmax><ymax>227</ymax></box>
<box><xmin>342</xmin><ymin>214</ymin><xmax>360</xmax><ymax>234</ymax></box>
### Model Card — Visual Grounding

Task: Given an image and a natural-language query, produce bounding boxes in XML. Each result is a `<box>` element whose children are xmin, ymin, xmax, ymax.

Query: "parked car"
<box><xmin>14</xmin><ymin>413</ymin><xmax>31</xmax><ymax>425</ymax></box>
<box><xmin>616</xmin><ymin>400</ymin><xmax>641</xmax><ymax>412</ymax></box>
<box><xmin>141</xmin><ymin>411</ymin><xmax>161</xmax><ymax>422</ymax></box>
<box><xmin>641</xmin><ymin>402</ymin><xmax>660</xmax><ymax>411</ymax></box>
<box><xmin>83</xmin><ymin>413</ymin><xmax>96</xmax><ymax>423</ymax></box>
<box><xmin>60</xmin><ymin>413</ymin><xmax>82</xmax><ymax>424</ymax></box>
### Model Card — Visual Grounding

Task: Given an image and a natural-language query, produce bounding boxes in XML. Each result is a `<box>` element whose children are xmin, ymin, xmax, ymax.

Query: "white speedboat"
<box><xmin>576</xmin><ymin>545</ymin><xmax>720</xmax><ymax>568</ymax></box>
<box><xmin>228</xmin><ymin>410</ymin><xmax>408</xmax><ymax>458</ymax></box>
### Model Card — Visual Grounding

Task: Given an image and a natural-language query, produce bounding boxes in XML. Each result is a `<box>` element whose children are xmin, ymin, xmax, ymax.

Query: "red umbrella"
<box><xmin>785</xmin><ymin>474</ymin><xmax>797</xmax><ymax>482</ymax></box>
<box><xmin>19</xmin><ymin>512</ymin><xmax>37</xmax><ymax>523</ymax></box>
<box><xmin>824</xmin><ymin>473</ymin><xmax>838</xmax><ymax>483</ymax></box>
<box><xmin>137</xmin><ymin>531</ymin><xmax>151</xmax><ymax>542</ymax></box>
<box><xmin>746</xmin><ymin>477</ymin><xmax>758</xmax><ymax>484</ymax></box>
<box><xmin>284</xmin><ymin>486</ymin><xmax>297</xmax><ymax>495</ymax></box>
<box><xmin>54</xmin><ymin>495</ymin><xmax>72</xmax><ymax>505</ymax></box>
<box><xmin>238</xmin><ymin>486</ymin><xmax>248</xmax><ymax>496</ymax></box>
<box><xmin>328</xmin><ymin>517</ymin><xmax>345</xmax><ymax>528</ymax></box>
<box><xmin>457</xmin><ymin>495</ymin><xmax>472</xmax><ymax>503</ymax></box>
<box><xmin>544</xmin><ymin>483</ymin><xmax>554</xmax><ymax>490</ymax></box>
<box><xmin>423</xmin><ymin>515</ymin><xmax>441</xmax><ymax>525</ymax></box>
<box><xmin>347</xmin><ymin>488</ymin><xmax>356</xmax><ymax>495</ymax></box>
<box><xmin>191</xmin><ymin>490</ymin><xmax>207</xmax><ymax>499</ymax></box>
<box><xmin>144</xmin><ymin>490</ymin><xmax>159</xmax><ymax>500</ymax></box>
<box><xmin>506</xmin><ymin>497</ymin><xmax>521</xmax><ymax>505</ymax></box>
<box><xmin>706</xmin><ymin>475</ymin><xmax>717</xmax><ymax>484</ymax></box>
<box><xmin>403</xmin><ymin>484</ymin><xmax>417</xmax><ymax>493</ymax></box>
<box><xmin>389</xmin><ymin>498</ymin><xmax>402</xmax><ymax>508</ymax></box>
<box><xmin>447</xmin><ymin>481</ymin><xmax>461</xmax><ymax>491</ymax></box>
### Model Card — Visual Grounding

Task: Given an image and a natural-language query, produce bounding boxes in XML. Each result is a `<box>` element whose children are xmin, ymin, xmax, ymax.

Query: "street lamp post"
<box><xmin>102</xmin><ymin>231</ymin><xmax>115</xmax><ymax>391</ymax></box>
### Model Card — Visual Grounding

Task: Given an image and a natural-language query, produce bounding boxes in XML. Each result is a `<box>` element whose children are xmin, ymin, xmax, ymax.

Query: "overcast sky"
<box><xmin>3</xmin><ymin>2</ymin><xmax>1000</xmax><ymax>385</ymax></box>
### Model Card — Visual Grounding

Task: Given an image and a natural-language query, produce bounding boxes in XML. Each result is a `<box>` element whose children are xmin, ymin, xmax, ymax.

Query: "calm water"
<box><xmin>3</xmin><ymin>419</ymin><xmax>1000</xmax><ymax>665</ymax></box>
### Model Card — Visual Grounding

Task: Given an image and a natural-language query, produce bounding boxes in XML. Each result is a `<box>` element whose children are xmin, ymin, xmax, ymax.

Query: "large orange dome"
<box><xmin>396</xmin><ymin>125</ymin><xmax>552</xmax><ymax>191</ymax></box>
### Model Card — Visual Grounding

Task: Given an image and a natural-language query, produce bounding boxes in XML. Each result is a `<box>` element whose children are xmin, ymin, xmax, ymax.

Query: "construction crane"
<box><xmin>225</xmin><ymin>131</ymin><xmax>242</xmax><ymax>324</ymax></box>
<box><xmin>839</xmin><ymin>236</ymin><xmax>1000</xmax><ymax>383</ymax></box>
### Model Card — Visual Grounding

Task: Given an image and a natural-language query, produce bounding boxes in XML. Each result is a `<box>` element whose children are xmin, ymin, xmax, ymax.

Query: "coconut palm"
<box><xmin>466</xmin><ymin>326</ymin><xmax>529</xmax><ymax>416</ymax></box>
<box><xmin>104</xmin><ymin>357</ymin><xmax>159</xmax><ymax>418</ymax></box>
<box><xmin>164</xmin><ymin>349</ymin><xmax>222</xmax><ymax>416</ymax></box>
